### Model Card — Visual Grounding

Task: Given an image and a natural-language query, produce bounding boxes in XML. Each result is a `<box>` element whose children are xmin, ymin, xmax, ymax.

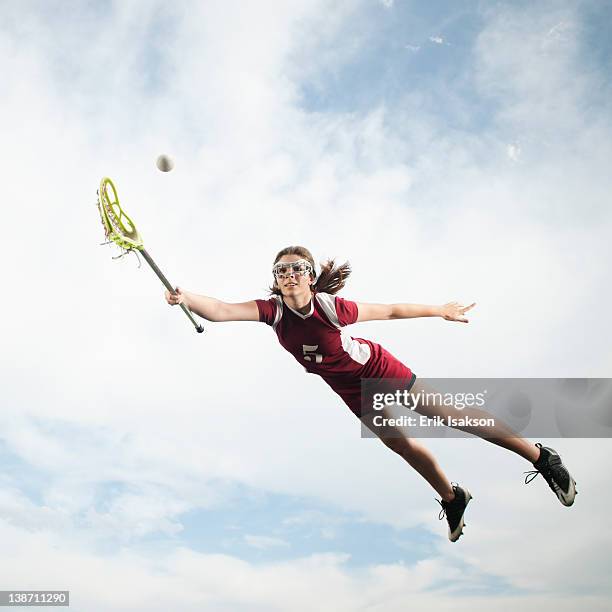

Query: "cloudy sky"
<box><xmin>1</xmin><ymin>0</ymin><xmax>611</xmax><ymax>610</ymax></box>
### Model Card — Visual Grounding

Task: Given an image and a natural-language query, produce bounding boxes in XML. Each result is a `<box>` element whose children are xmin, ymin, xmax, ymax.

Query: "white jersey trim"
<box><xmin>315</xmin><ymin>293</ymin><xmax>371</xmax><ymax>366</ymax></box>
<box><xmin>315</xmin><ymin>293</ymin><xmax>340</xmax><ymax>326</ymax></box>
<box><xmin>272</xmin><ymin>295</ymin><xmax>283</xmax><ymax>331</ymax></box>
<box><xmin>285</xmin><ymin>298</ymin><xmax>314</xmax><ymax>319</ymax></box>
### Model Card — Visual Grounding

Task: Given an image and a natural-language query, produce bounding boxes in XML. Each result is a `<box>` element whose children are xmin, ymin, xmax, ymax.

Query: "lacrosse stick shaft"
<box><xmin>140</xmin><ymin>248</ymin><xmax>204</xmax><ymax>333</ymax></box>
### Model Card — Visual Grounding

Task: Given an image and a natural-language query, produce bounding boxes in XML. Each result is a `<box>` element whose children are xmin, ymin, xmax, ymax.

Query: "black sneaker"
<box><xmin>524</xmin><ymin>443</ymin><xmax>577</xmax><ymax>506</ymax></box>
<box><xmin>437</xmin><ymin>484</ymin><xmax>472</xmax><ymax>542</ymax></box>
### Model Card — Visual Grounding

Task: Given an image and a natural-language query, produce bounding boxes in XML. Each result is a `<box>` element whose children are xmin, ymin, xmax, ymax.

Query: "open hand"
<box><xmin>440</xmin><ymin>301</ymin><xmax>476</xmax><ymax>323</ymax></box>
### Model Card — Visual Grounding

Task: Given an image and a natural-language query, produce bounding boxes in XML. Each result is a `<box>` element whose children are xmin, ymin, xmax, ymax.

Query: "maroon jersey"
<box><xmin>255</xmin><ymin>292</ymin><xmax>415</xmax><ymax>416</ymax></box>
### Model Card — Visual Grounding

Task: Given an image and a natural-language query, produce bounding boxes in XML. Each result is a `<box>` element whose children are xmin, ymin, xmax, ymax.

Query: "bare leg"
<box><xmin>361</xmin><ymin>412</ymin><xmax>456</xmax><ymax>501</ymax></box>
<box><xmin>409</xmin><ymin>380</ymin><xmax>540</xmax><ymax>463</ymax></box>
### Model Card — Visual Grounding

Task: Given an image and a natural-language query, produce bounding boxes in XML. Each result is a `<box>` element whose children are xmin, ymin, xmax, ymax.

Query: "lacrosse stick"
<box><xmin>96</xmin><ymin>176</ymin><xmax>204</xmax><ymax>333</ymax></box>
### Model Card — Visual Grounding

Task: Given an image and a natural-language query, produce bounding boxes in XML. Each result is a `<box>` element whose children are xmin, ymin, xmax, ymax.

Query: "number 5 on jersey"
<box><xmin>303</xmin><ymin>345</ymin><xmax>323</xmax><ymax>363</ymax></box>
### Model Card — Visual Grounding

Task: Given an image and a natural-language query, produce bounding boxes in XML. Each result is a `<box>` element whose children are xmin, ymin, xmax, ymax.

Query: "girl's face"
<box><xmin>273</xmin><ymin>255</ymin><xmax>314</xmax><ymax>296</ymax></box>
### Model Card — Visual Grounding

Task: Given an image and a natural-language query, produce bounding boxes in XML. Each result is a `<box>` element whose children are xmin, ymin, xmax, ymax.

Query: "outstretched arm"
<box><xmin>356</xmin><ymin>301</ymin><xmax>476</xmax><ymax>323</ymax></box>
<box><xmin>165</xmin><ymin>288</ymin><xmax>259</xmax><ymax>322</ymax></box>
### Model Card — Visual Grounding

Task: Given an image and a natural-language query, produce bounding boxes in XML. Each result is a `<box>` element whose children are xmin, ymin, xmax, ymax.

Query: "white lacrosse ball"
<box><xmin>156</xmin><ymin>154</ymin><xmax>174</xmax><ymax>172</ymax></box>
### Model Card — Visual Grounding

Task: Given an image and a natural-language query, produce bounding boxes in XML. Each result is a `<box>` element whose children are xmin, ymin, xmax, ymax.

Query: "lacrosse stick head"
<box><xmin>97</xmin><ymin>177</ymin><xmax>143</xmax><ymax>251</ymax></box>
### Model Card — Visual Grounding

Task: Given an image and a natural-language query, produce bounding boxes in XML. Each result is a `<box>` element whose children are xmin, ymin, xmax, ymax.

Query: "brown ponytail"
<box><xmin>313</xmin><ymin>258</ymin><xmax>351</xmax><ymax>295</ymax></box>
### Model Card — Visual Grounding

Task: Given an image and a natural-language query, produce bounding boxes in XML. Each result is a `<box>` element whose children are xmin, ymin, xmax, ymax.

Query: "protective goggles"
<box><xmin>272</xmin><ymin>259</ymin><xmax>314</xmax><ymax>280</ymax></box>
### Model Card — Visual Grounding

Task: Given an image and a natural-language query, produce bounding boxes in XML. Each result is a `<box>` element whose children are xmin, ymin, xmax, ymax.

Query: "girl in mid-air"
<box><xmin>165</xmin><ymin>246</ymin><xmax>576</xmax><ymax>541</ymax></box>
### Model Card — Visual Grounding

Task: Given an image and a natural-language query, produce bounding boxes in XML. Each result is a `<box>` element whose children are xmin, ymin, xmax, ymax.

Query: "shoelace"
<box><xmin>524</xmin><ymin>454</ymin><xmax>563</xmax><ymax>491</ymax></box>
<box><xmin>436</xmin><ymin>492</ymin><xmax>464</xmax><ymax>523</ymax></box>
<box><xmin>524</xmin><ymin>469</ymin><xmax>542</xmax><ymax>484</ymax></box>
<box><xmin>436</xmin><ymin>498</ymin><xmax>448</xmax><ymax>521</ymax></box>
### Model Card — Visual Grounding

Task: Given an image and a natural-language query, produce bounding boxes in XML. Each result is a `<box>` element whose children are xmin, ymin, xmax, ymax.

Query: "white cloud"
<box><xmin>506</xmin><ymin>142</ymin><xmax>521</xmax><ymax>161</ymax></box>
<box><xmin>244</xmin><ymin>534</ymin><xmax>290</xmax><ymax>550</ymax></box>
<box><xmin>429</xmin><ymin>35</ymin><xmax>446</xmax><ymax>45</ymax></box>
<box><xmin>3</xmin><ymin>517</ymin><xmax>611</xmax><ymax>612</ymax></box>
<box><xmin>544</xmin><ymin>20</ymin><xmax>574</xmax><ymax>46</ymax></box>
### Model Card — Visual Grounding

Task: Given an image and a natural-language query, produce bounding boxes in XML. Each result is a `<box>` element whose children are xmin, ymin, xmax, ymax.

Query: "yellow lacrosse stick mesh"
<box><xmin>97</xmin><ymin>177</ymin><xmax>143</xmax><ymax>251</ymax></box>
